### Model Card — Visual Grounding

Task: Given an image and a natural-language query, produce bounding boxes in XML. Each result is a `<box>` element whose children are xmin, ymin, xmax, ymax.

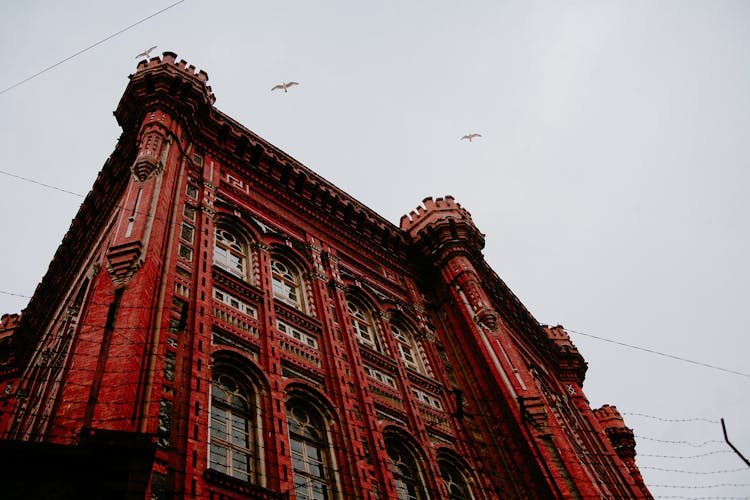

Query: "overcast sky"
<box><xmin>1</xmin><ymin>1</ymin><xmax>749</xmax><ymax>496</ymax></box>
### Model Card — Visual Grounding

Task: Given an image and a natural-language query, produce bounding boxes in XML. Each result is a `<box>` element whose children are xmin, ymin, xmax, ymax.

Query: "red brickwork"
<box><xmin>0</xmin><ymin>53</ymin><xmax>651</xmax><ymax>499</ymax></box>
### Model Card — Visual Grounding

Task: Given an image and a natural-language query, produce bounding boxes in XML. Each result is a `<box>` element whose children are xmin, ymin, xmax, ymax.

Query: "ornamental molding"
<box><xmin>130</xmin><ymin>156</ymin><xmax>164</xmax><ymax>182</ymax></box>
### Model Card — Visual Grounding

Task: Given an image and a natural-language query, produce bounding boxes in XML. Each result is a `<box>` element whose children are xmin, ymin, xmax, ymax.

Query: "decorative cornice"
<box><xmin>105</xmin><ymin>240</ymin><xmax>143</xmax><ymax>286</ymax></box>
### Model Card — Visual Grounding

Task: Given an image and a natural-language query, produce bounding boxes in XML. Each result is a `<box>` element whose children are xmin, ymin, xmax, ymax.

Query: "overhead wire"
<box><xmin>4</xmin><ymin>285</ymin><xmax>750</xmax><ymax>381</ymax></box>
<box><xmin>564</xmin><ymin>327</ymin><xmax>750</xmax><ymax>379</ymax></box>
<box><xmin>0</xmin><ymin>170</ymin><xmax>746</xmax><ymax>496</ymax></box>
<box><xmin>0</xmin><ymin>0</ymin><xmax>186</xmax><ymax>96</ymax></box>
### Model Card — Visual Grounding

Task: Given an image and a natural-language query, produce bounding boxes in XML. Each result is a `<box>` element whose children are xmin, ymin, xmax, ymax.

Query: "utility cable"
<box><xmin>564</xmin><ymin>328</ymin><xmax>750</xmax><ymax>379</ymax></box>
<box><xmin>0</xmin><ymin>0</ymin><xmax>186</xmax><ymax>96</ymax></box>
<box><xmin>0</xmin><ymin>169</ymin><xmax>83</xmax><ymax>198</ymax></box>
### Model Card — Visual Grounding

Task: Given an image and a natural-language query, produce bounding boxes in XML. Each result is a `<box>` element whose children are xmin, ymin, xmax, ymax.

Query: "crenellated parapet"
<box><xmin>0</xmin><ymin>314</ymin><xmax>20</xmax><ymax>377</ymax></box>
<box><xmin>0</xmin><ymin>314</ymin><xmax>20</xmax><ymax>333</ymax></box>
<box><xmin>594</xmin><ymin>403</ymin><xmax>652</xmax><ymax>499</ymax></box>
<box><xmin>402</xmin><ymin>196</ymin><xmax>498</xmax><ymax>330</ymax></box>
<box><xmin>543</xmin><ymin>325</ymin><xmax>587</xmax><ymax>385</ymax></box>
<box><xmin>400</xmin><ymin>196</ymin><xmax>485</xmax><ymax>266</ymax></box>
<box><xmin>400</xmin><ymin>196</ymin><xmax>475</xmax><ymax>235</ymax></box>
<box><xmin>134</xmin><ymin>52</ymin><xmax>214</xmax><ymax>97</ymax></box>
<box><xmin>594</xmin><ymin>405</ymin><xmax>636</xmax><ymax>460</ymax></box>
<box><xmin>115</xmin><ymin>51</ymin><xmax>216</xmax><ymax>138</ymax></box>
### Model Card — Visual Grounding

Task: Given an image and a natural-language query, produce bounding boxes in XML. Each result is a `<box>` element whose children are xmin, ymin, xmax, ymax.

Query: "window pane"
<box><xmin>210</xmin><ymin>443</ymin><xmax>227</xmax><ymax>471</ymax></box>
<box><xmin>214</xmin><ymin>246</ymin><xmax>227</xmax><ymax>263</ymax></box>
<box><xmin>312</xmin><ymin>481</ymin><xmax>328</xmax><ymax>500</ymax></box>
<box><xmin>288</xmin><ymin>403</ymin><xmax>332</xmax><ymax>499</ymax></box>
<box><xmin>292</xmin><ymin>454</ymin><xmax>306</xmax><ymax>471</ymax></box>
<box><xmin>211</xmin><ymin>406</ymin><xmax>229</xmax><ymax>439</ymax></box>
<box><xmin>231</xmin><ymin>414</ymin><xmax>249</xmax><ymax>446</ymax></box>
<box><xmin>233</xmin><ymin>451</ymin><xmax>250</xmax><ymax>475</ymax></box>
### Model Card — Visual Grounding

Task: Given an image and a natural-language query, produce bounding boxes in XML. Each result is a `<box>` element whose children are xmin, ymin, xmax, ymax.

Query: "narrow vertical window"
<box><xmin>214</xmin><ymin>226</ymin><xmax>247</xmax><ymax>279</ymax></box>
<box><xmin>271</xmin><ymin>258</ymin><xmax>304</xmax><ymax>311</ymax></box>
<box><xmin>209</xmin><ymin>373</ymin><xmax>256</xmax><ymax>482</ymax></box>
<box><xmin>287</xmin><ymin>401</ymin><xmax>334</xmax><ymax>500</ymax></box>
<box><xmin>391</xmin><ymin>324</ymin><xmax>423</xmax><ymax>373</ymax></box>
<box><xmin>347</xmin><ymin>300</ymin><xmax>380</xmax><ymax>352</ymax></box>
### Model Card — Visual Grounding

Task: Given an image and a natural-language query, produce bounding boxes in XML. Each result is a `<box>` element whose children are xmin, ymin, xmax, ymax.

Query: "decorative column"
<box><xmin>106</xmin><ymin>112</ymin><xmax>172</xmax><ymax>285</ymax></box>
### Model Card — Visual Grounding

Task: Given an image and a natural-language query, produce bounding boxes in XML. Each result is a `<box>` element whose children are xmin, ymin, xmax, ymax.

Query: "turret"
<box><xmin>400</xmin><ymin>196</ymin><xmax>485</xmax><ymax>264</ymax></box>
<box><xmin>594</xmin><ymin>404</ymin><xmax>650</xmax><ymax>496</ymax></box>
<box><xmin>543</xmin><ymin>325</ymin><xmax>587</xmax><ymax>385</ymax></box>
<box><xmin>400</xmin><ymin>196</ymin><xmax>497</xmax><ymax>329</ymax></box>
<box><xmin>115</xmin><ymin>51</ymin><xmax>215</xmax><ymax>139</ymax></box>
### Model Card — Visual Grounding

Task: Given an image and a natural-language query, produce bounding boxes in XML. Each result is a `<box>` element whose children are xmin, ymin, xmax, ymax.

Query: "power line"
<box><xmin>0</xmin><ymin>0</ymin><xmax>186</xmax><ymax>96</ymax></box>
<box><xmin>0</xmin><ymin>169</ymin><xmax>83</xmax><ymax>198</ymax></box>
<box><xmin>623</xmin><ymin>412</ymin><xmax>719</xmax><ymax>424</ymax></box>
<box><xmin>564</xmin><ymin>327</ymin><xmax>750</xmax><ymax>379</ymax></box>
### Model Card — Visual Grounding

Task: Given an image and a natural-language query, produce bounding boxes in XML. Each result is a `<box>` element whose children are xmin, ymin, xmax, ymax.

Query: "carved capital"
<box><xmin>414</xmin><ymin>328</ymin><xmax>436</xmax><ymax>342</ymax></box>
<box><xmin>251</xmin><ymin>242</ymin><xmax>271</xmax><ymax>252</ymax></box>
<box><xmin>307</xmin><ymin>271</ymin><xmax>328</xmax><ymax>282</ymax></box>
<box><xmin>322</xmin><ymin>252</ymin><xmax>339</xmax><ymax>264</ymax></box>
<box><xmin>329</xmin><ymin>280</ymin><xmax>347</xmax><ymax>291</ymax></box>
<box><xmin>376</xmin><ymin>310</ymin><xmax>391</xmax><ymax>321</ymax></box>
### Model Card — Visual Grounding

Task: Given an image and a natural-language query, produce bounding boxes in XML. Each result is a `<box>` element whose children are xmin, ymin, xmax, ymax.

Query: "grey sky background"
<box><xmin>1</xmin><ymin>1</ymin><xmax>749</xmax><ymax>496</ymax></box>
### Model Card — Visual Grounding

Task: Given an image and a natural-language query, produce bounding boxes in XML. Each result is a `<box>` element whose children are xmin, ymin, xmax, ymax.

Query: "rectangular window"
<box><xmin>399</xmin><ymin>344</ymin><xmax>419</xmax><ymax>370</ymax></box>
<box><xmin>178</xmin><ymin>243</ymin><xmax>193</xmax><ymax>262</ymax></box>
<box><xmin>213</xmin><ymin>288</ymin><xmax>258</xmax><ymax>318</ymax></box>
<box><xmin>186</xmin><ymin>184</ymin><xmax>199</xmax><ymax>200</ymax></box>
<box><xmin>412</xmin><ymin>388</ymin><xmax>443</xmax><ymax>410</ymax></box>
<box><xmin>183</xmin><ymin>205</ymin><xmax>197</xmax><ymax>221</ymax></box>
<box><xmin>277</xmin><ymin>320</ymin><xmax>318</xmax><ymax>349</ymax></box>
<box><xmin>363</xmin><ymin>365</ymin><xmax>396</xmax><ymax>389</ymax></box>
<box><xmin>164</xmin><ymin>351</ymin><xmax>176</xmax><ymax>382</ymax></box>
<box><xmin>192</xmin><ymin>153</ymin><xmax>204</xmax><ymax>167</ymax></box>
<box><xmin>181</xmin><ymin>223</ymin><xmax>195</xmax><ymax>243</ymax></box>
<box><xmin>174</xmin><ymin>282</ymin><xmax>190</xmax><ymax>297</ymax></box>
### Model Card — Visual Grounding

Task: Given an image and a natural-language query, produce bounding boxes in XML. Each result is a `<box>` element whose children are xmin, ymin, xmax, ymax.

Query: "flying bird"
<box><xmin>461</xmin><ymin>133</ymin><xmax>482</xmax><ymax>142</ymax></box>
<box><xmin>271</xmin><ymin>82</ymin><xmax>299</xmax><ymax>93</ymax></box>
<box><xmin>135</xmin><ymin>46</ymin><xmax>158</xmax><ymax>59</ymax></box>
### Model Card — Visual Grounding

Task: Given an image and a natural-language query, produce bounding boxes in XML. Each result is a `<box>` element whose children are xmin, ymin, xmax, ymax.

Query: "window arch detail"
<box><xmin>209</xmin><ymin>371</ymin><xmax>261</xmax><ymax>483</ymax></box>
<box><xmin>385</xmin><ymin>435</ymin><xmax>429</xmax><ymax>500</ymax></box>
<box><xmin>286</xmin><ymin>398</ymin><xmax>337</xmax><ymax>500</ymax></box>
<box><xmin>438</xmin><ymin>454</ymin><xmax>477</xmax><ymax>500</ymax></box>
<box><xmin>214</xmin><ymin>222</ymin><xmax>252</xmax><ymax>281</ymax></box>
<box><xmin>270</xmin><ymin>255</ymin><xmax>307</xmax><ymax>312</ymax></box>
<box><xmin>390</xmin><ymin>322</ymin><xmax>427</xmax><ymax>374</ymax></box>
<box><xmin>346</xmin><ymin>298</ymin><xmax>382</xmax><ymax>353</ymax></box>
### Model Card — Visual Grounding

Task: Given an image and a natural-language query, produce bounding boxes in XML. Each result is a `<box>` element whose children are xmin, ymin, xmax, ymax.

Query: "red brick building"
<box><xmin>0</xmin><ymin>52</ymin><xmax>651</xmax><ymax>499</ymax></box>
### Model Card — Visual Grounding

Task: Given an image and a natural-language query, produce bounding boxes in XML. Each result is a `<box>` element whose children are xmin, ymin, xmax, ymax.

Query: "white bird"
<box><xmin>135</xmin><ymin>46</ymin><xmax>158</xmax><ymax>59</ymax></box>
<box><xmin>271</xmin><ymin>81</ymin><xmax>299</xmax><ymax>93</ymax></box>
<box><xmin>461</xmin><ymin>133</ymin><xmax>482</xmax><ymax>142</ymax></box>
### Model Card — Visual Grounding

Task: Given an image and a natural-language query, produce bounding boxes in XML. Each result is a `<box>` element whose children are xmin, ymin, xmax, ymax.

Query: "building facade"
<box><xmin>0</xmin><ymin>53</ymin><xmax>651</xmax><ymax>499</ymax></box>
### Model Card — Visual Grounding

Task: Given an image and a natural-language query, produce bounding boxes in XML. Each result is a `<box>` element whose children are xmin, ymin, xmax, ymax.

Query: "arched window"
<box><xmin>386</xmin><ymin>438</ymin><xmax>428</xmax><ymax>500</ymax></box>
<box><xmin>209</xmin><ymin>372</ymin><xmax>258</xmax><ymax>482</ymax></box>
<box><xmin>390</xmin><ymin>323</ymin><xmax>424</xmax><ymax>373</ymax></box>
<box><xmin>438</xmin><ymin>458</ymin><xmax>475</xmax><ymax>500</ymax></box>
<box><xmin>271</xmin><ymin>257</ymin><xmax>305</xmax><ymax>311</ymax></box>
<box><xmin>214</xmin><ymin>225</ymin><xmax>248</xmax><ymax>279</ymax></box>
<box><xmin>347</xmin><ymin>299</ymin><xmax>381</xmax><ymax>352</ymax></box>
<box><xmin>287</xmin><ymin>401</ymin><xmax>334</xmax><ymax>500</ymax></box>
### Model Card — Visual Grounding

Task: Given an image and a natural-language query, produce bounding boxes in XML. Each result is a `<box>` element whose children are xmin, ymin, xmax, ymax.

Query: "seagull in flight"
<box><xmin>271</xmin><ymin>81</ymin><xmax>299</xmax><ymax>93</ymax></box>
<box><xmin>461</xmin><ymin>133</ymin><xmax>482</xmax><ymax>142</ymax></box>
<box><xmin>135</xmin><ymin>46</ymin><xmax>158</xmax><ymax>59</ymax></box>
